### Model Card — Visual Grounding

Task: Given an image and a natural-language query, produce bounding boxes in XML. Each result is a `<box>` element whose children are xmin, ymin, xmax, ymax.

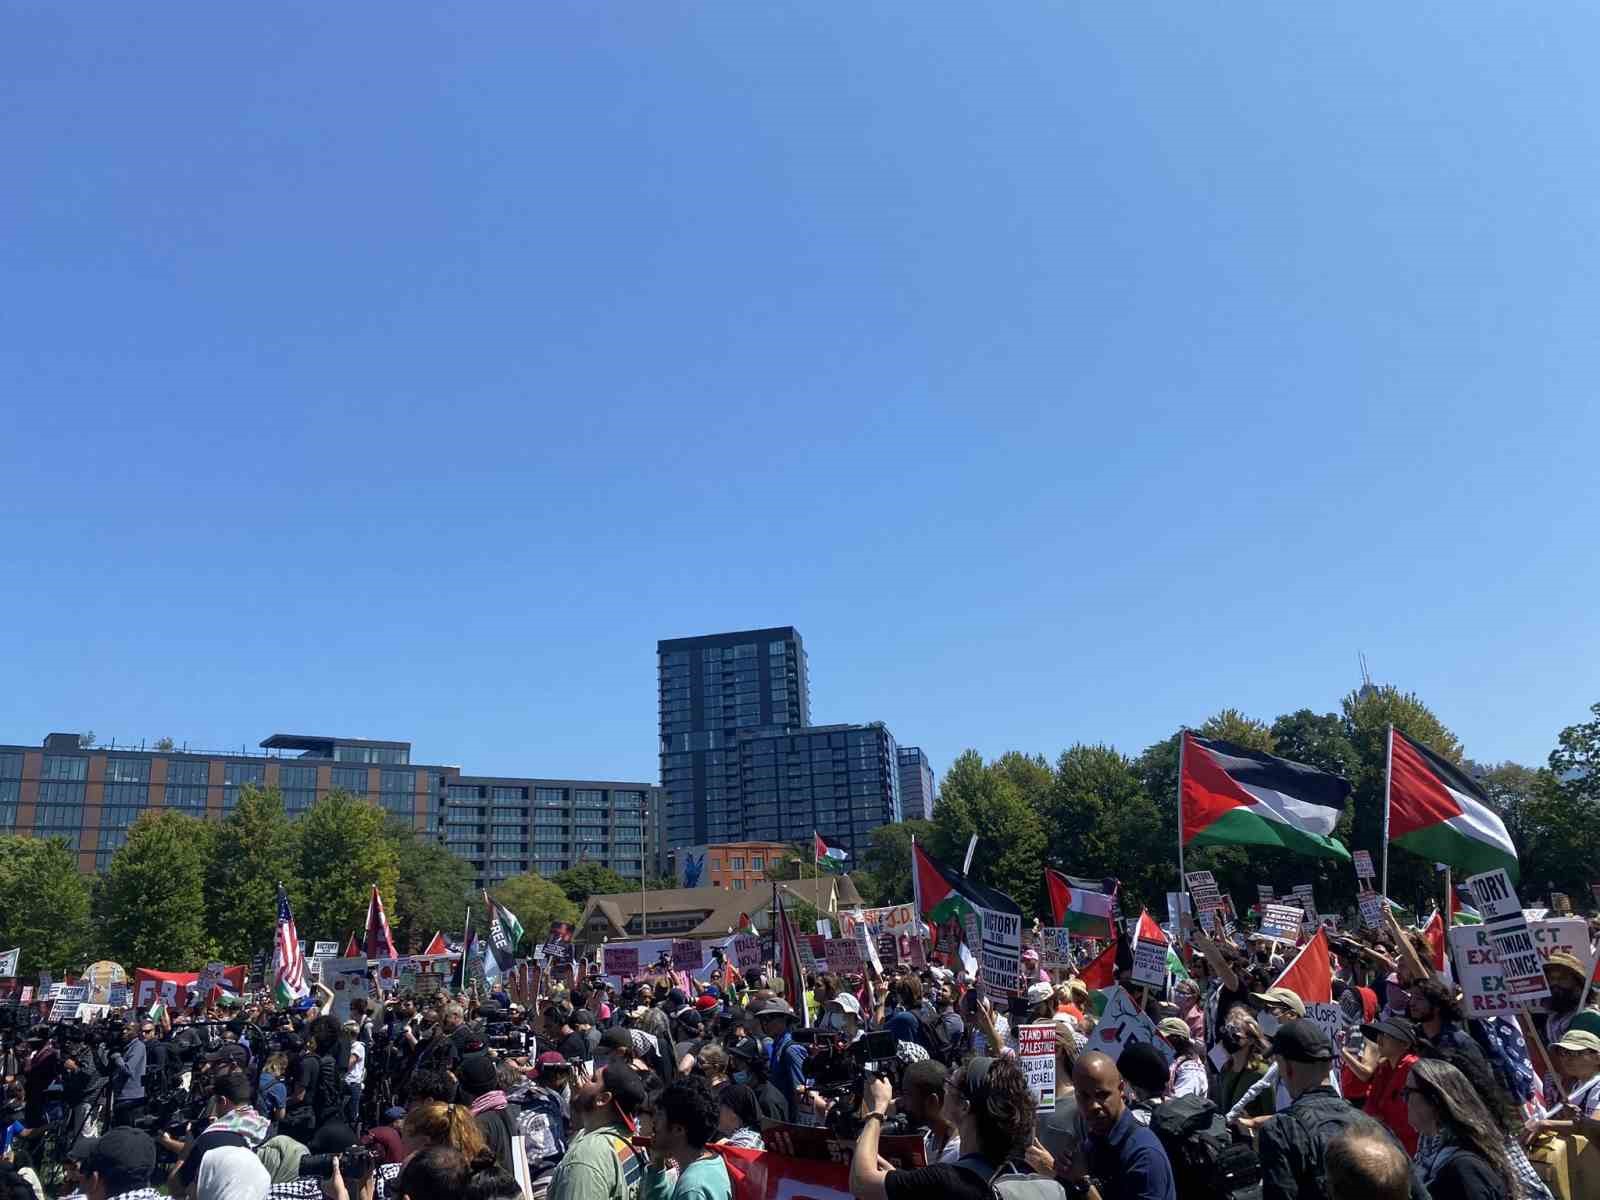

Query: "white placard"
<box><xmin>1359</xmin><ymin>893</ymin><xmax>1385</xmax><ymax>930</ymax></box>
<box><xmin>1088</xmin><ymin>985</ymin><xmax>1172</xmax><ymax>1063</ymax></box>
<box><xmin>1354</xmin><ymin>850</ymin><xmax>1375</xmax><ymax>880</ymax></box>
<box><xmin>1036</xmin><ymin>928</ymin><xmax>1074</xmax><ymax>970</ymax></box>
<box><xmin>1260</xmin><ymin>903</ymin><xmax>1305</xmax><ymax>943</ymax></box>
<box><xmin>1466</xmin><ymin>870</ymin><xmax>1549</xmax><ymax>1006</ymax></box>
<box><xmin>1017</xmin><ymin>1023</ymin><xmax>1056</xmax><ymax>1112</ymax></box>
<box><xmin>1131</xmin><ymin>934</ymin><xmax>1168</xmax><ymax>988</ymax></box>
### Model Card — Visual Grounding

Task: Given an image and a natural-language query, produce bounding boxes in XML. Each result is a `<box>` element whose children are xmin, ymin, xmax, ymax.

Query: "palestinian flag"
<box><xmin>1387</xmin><ymin>728</ymin><xmax>1519</xmax><ymax>881</ymax></box>
<box><xmin>1045</xmin><ymin>869</ymin><xmax>1115</xmax><ymax>938</ymax></box>
<box><xmin>1270</xmin><ymin>926</ymin><xmax>1332</xmax><ymax>1005</ymax></box>
<box><xmin>913</xmin><ymin>841</ymin><xmax>1024</xmax><ymax>995</ymax></box>
<box><xmin>1450</xmin><ymin>885</ymin><xmax>1483</xmax><ymax>926</ymax></box>
<box><xmin>1421</xmin><ymin>909</ymin><xmax>1447</xmax><ymax>974</ymax></box>
<box><xmin>1077</xmin><ymin>937</ymin><xmax>1119</xmax><ymax>990</ymax></box>
<box><xmin>773</xmin><ymin>892</ymin><xmax>811</xmax><ymax>1027</ymax></box>
<box><xmin>814</xmin><ymin>833</ymin><xmax>848</xmax><ymax>875</ymax></box>
<box><xmin>1181</xmin><ymin>732</ymin><xmax>1351</xmax><ymax>861</ymax></box>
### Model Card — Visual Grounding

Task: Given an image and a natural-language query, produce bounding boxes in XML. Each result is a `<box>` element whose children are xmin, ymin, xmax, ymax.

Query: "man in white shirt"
<box><xmin>341</xmin><ymin>1021</ymin><xmax>366</xmax><ymax>1128</ymax></box>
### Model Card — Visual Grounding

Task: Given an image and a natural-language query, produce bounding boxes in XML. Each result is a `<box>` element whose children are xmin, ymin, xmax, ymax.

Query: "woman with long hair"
<box><xmin>715</xmin><ymin>1082</ymin><xmax>766</xmax><ymax>1150</ymax></box>
<box><xmin>1405</xmin><ymin>1058</ymin><xmax>1517</xmax><ymax>1200</ymax></box>
<box><xmin>1427</xmin><ymin>1047</ymin><xmax>1552</xmax><ymax>1200</ymax></box>
<box><xmin>402</xmin><ymin>1101</ymin><xmax>491</xmax><ymax>1164</ymax></box>
<box><xmin>1213</xmin><ymin>1006</ymin><xmax>1274</xmax><ymax>1118</ymax></box>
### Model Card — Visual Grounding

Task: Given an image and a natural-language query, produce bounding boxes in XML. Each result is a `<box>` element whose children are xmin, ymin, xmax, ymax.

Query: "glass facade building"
<box><xmin>896</xmin><ymin>746</ymin><xmax>937</xmax><ymax>820</ymax></box>
<box><xmin>657</xmin><ymin>627</ymin><xmax>903</xmax><ymax>862</ymax></box>
<box><xmin>441</xmin><ymin>778</ymin><xmax>658</xmax><ymax>891</ymax></box>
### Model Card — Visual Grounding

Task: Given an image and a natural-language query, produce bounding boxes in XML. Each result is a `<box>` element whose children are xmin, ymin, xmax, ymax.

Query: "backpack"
<box><xmin>917</xmin><ymin>1009</ymin><xmax>958</xmax><ymax>1065</ymax></box>
<box><xmin>952</xmin><ymin>1153</ymin><xmax>1066</xmax><ymax>1200</ymax></box>
<box><xmin>1149</xmin><ymin>1095</ymin><xmax>1262</xmax><ymax>1200</ymax></box>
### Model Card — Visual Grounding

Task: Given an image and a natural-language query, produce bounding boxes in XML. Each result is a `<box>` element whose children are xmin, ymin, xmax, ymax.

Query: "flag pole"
<box><xmin>1176</xmin><ymin>731</ymin><xmax>1187</xmax><ymax>890</ymax></box>
<box><xmin>1381</xmin><ymin>725</ymin><xmax>1394</xmax><ymax>905</ymax></box>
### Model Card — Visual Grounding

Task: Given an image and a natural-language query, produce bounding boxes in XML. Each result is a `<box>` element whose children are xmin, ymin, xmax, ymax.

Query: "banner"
<box><xmin>1467</xmin><ymin>869</ymin><xmax>1549</xmax><ymax>1006</ymax></box>
<box><xmin>1087</xmin><ymin>985</ymin><xmax>1171</xmax><ymax>1063</ymax></box>
<box><xmin>1018</xmin><ymin>1023</ymin><xmax>1056</xmax><ymax>1112</ymax></box>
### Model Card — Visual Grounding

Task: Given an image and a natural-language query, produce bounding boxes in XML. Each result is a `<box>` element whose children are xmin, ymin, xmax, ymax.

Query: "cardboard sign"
<box><xmin>1036</xmin><ymin>927</ymin><xmax>1075</xmax><ymax>970</ymax></box>
<box><xmin>670</xmin><ymin>940</ymin><xmax>704</xmax><ymax>970</ymax></box>
<box><xmin>1088</xmin><ymin>985</ymin><xmax>1173</xmax><ymax>1063</ymax></box>
<box><xmin>1017</xmin><ymin>1023</ymin><xmax>1057</xmax><ymax>1112</ymax></box>
<box><xmin>824</xmin><ymin>937</ymin><xmax>864</xmax><ymax>975</ymax></box>
<box><xmin>1131</xmin><ymin>933</ymin><xmax>1168</xmax><ymax>988</ymax></box>
<box><xmin>1260</xmin><ymin>903</ymin><xmax>1305</xmax><ymax>943</ymax></box>
<box><xmin>1354</xmin><ymin>850</ymin><xmax>1375</xmax><ymax>880</ymax></box>
<box><xmin>1466</xmin><ymin>870</ymin><xmax>1549</xmax><ymax>1006</ymax></box>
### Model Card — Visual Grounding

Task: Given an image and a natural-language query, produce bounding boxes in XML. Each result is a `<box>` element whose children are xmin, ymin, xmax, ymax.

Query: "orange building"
<box><xmin>673</xmin><ymin>840</ymin><xmax>794</xmax><ymax>891</ymax></box>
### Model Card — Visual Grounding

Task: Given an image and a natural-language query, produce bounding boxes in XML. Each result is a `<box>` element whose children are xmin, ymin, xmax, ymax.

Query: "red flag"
<box><xmin>1270</xmin><ymin>926</ymin><xmax>1333</xmax><ymax>1005</ymax></box>
<box><xmin>364</xmin><ymin>884</ymin><xmax>397</xmax><ymax>960</ymax></box>
<box><xmin>1045</xmin><ymin>868</ymin><xmax>1070</xmax><ymax>926</ymax></box>
<box><xmin>1135</xmin><ymin>909</ymin><xmax>1168</xmax><ymax>946</ymax></box>
<box><xmin>1077</xmin><ymin>938</ymin><xmax>1119</xmax><ymax>990</ymax></box>
<box><xmin>1422</xmin><ymin>909</ymin><xmax>1446</xmax><ymax>973</ymax></box>
<box><xmin>773</xmin><ymin>892</ymin><xmax>812</xmax><ymax>1027</ymax></box>
<box><xmin>419</xmin><ymin>931</ymin><xmax>449</xmax><ymax>957</ymax></box>
<box><xmin>342</xmin><ymin>933</ymin><xmax>361</xmax><ymax>959</ymax></box>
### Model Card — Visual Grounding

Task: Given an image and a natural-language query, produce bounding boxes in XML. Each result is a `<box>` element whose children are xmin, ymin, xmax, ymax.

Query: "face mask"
<box><xmin>732</xmin><ymin>1070</ymin><xmax>750</xmax><ymax>1085</ymax></box>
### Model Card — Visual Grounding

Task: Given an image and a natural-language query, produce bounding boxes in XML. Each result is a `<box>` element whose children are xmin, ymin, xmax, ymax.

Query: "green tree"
<box><xmin>484</xmin><ymin>873</ymin><xmax>578</xmax><ymax>951</ymax></box>
<box><xmin>860</xmin><ymin>820</ymin><xmax>933</xmax><ymax>906</ymax></box>
<box><xmin>1269</xmin><ymin>710</ymin><xmax>1360</xmax><ymax>781</ymax></box>
<box><xmin>757</xmin><ymin>844</ymin><xmax>810</xmax><ymax>882</ymax></box>
<box><xmin>153</xmin><ymin>737</ymin><xmax>176</xmax><ymax>752</ymax></box>
<box><xmin>1521</xmin><ymin>702</ymin><xmax>1600</xmax><ymax>899</ymax></box>
<box><xmin>97</xmin><ymin>811</ymin><xmax>215</xmax><ymax>969</ymax></box>
<box><xmin>929</xmin><ymin>750</ymin><xmax>1046</xmax><ymax>918</ymax></box>
<box><xmin>0</xmin><ymin>836</ymin><xmax>93</xmax><ymax>972</ymax></box>
<box><xmin>551</xmin><ymin>863</ymin><xmax>631</xmax><ymax>906</ymax></box>
<box><xmin>643</xmin><ymin>874</ymin><xmax>678</xmax><ymax>893</ymax></box>
<box><xmin>296</xmin><ymin>791</ymin><xmax>400</xmax><ymax>946</ymax></box>
<box><xmin>387</xmin><ymin>821</ymin><xmax>474</xmax><ymax>953</ymax></box>
<box><xmin>206</xmin><ymin>785</ymin><xmax>301</xmax><ymax>963</ymax></box>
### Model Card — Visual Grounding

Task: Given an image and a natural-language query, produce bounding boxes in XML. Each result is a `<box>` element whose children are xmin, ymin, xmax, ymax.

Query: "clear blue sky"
<box><xmin>4</xmin><ymin>2</ymin><xmax>1596</xmax><ymax>784</ymax></box>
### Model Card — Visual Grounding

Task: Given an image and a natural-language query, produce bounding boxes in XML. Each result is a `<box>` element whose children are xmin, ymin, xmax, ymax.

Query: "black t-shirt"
<box><xmin>283</xmin><ymin>1054</ymin><xmax>321</xmax><ymax>1128</ymax></box>
<box><xmin>176</xmin><ymin>1129</ymin><xmax>249</xmax><ymax>1189</ymax></box>
<box><xmin>557</xmin><ymin>1032</ymin><xmax>590</xmax><ymax>1062</ymax></box>
<box><xmin>885</xmin><ymin>1164</ymin><xmax>990</xmax><ymax>1200</ymax></box>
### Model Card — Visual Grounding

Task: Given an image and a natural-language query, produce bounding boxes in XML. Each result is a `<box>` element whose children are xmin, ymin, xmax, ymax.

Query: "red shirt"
<box><xmin>1366</xmin><ymin>1053</ymin><xmax>1420</xmax><ymax>1155</ymax></box>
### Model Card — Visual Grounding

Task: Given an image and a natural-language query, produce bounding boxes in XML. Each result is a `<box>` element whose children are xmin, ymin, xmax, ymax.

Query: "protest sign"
<box><xmin>312</xmin><ymin>941</ymin><xmax>339</xmax><ymax>959</ymax></box>
<box><xmin>1165</xmin><ymin>893</ymin><xmax>1191</xmax><ymax>930</ymax></box>
<box><xmin>1452</xmin><ymin>925</ymin><xmax>1510</xmax><ymax>1017</ymax></box>
<box><xmin>543</xmin><ymin>922</ymin><xmax>576</xmax><ymax>963</ymax></box>
<box><xmin>0</xmin><ymin>949</ymin><xmax>17</xmax><ymax>977</ymax></box>
<box><xmin>1551</xmin><ymin>892</ymin><xmax>1572</xmax><ymax>915</ymax></box>
<box><xmin>1037</xmin><ymin>927</ymin><xmax>1074</xmax><ymax>970</ymax></box>
<box><xmin>1359</xmin><ymin>893</ymin><xmax>1385</xmax><ymax>930</ymax></box>
<box><xmin>1018</xmin><ymin>1023</ymin><xmax>1057</xmax><ymax>1112</ymax></box>
<box><xmin>107</xmin><ymin>984</ymin><xmax>128</xmax><ymax>1009</ymax></box>
<box><xmin>670</xmin><ymin>940</ymin><xmax>705</xmax><ymax>971</ymax></box>
<box><xmin>1319</xmin><ymin>914</ymin><xmax>1341</xmax><ymax>931</ymax></box>
<box><xmin>817</xmin><ymin>919</ymin><xmax>833</xmax><ymax>939</ymax></box>
<box><xmin>197</xmin><ymin>962</ymin><xmax>226</xmax><ymax>994</ymax></box>
<box><xmin>1089</xmin><ymin>986</ymin><xmax>1173</xmax><ymax>1063</ymax></box>
<box><xmin>1291</xmin><ymin>885</ymin><xmax>1316</xmax><ymax>915</ymax></box>
<box><xmin>1467</xmin><ymin>869</ymin><xmax>1549</xmax><ymax>1006</ymax></box>
<box><xmin>730</xmin><ymin>934</ymin><xmax>761</xmax><ymax>972</ymax></box>
<box><xmin>325</xmin><ymin>958</ymin><xmax>370</xmax><ymax>1021</ymax></box>
<box><xmin>50</xmin><ymin>999</ymin><xmax>81</xmax><ymax>1021</ymax></box>
<box><xmin>1257</xmin><ymin>884</ymin><xmax>1275</xmax><ymax>905</ymax></box>
<box><xmin>876</xmin><ymin>932</ymin><xmax>898</xmax><ymax>968</ymax></box>
<box><xmin>852</xmin><ymin>918</ymin><xmax>884</xmax><ymax>976</ymax></box>
<box><xmin>1353</xmin><ymin>850</ymin><xmax>1375</xmax><ymax>882</ymax></box>
<box><xmin>19</xmin><ymin>987</ymin><xmax>32</xmax><ymax>1004</ymax></box>
<box><xmin>136</xmin><ymin>979</ymin><xmax>156</xmax><ymax>1007</ymax></box>
<box><xmin>1131</xmin><ymin>933</ymin><xmax>1168</xmax><ymax>988</ymax></box>
<box><xmin>824</xmin><ymin>937</ymin><xmax>864</xmax><ymax>974</ymax></box>
<box><xmin>1260</xmin><ymin>903</ymin><xmax>1305</xmax><ymax>944</ymax></box>
<box><xmin>1529</xmin><ymin>917</ymin><xmax>1596</xmax><ymax>1013</ymax></box>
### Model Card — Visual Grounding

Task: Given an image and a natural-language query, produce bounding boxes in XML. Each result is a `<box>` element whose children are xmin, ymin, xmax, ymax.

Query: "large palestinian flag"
<box><xmin>913</xmin><ymin>841</ymin><xmax>1024</xmax><ymax>995</ymax></box>
<box><xmin>1045</xmin><ymin>869</ymin><xmax>1115</xmax><ymax>938</ymax></box>
<box><xmin>1181</xmin><ymin>732</ymin><xmax>1351</xmax><ymax>861</ymax></box>
<box><xmin>1387</xmin><ymin>728</ymin><xmax>1518</xmax><ymax>881</ymax></box>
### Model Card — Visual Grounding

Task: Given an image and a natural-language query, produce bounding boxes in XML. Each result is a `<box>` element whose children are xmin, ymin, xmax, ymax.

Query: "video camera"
<box><xmin>300</xmin><ymin>1146</ymin><xmax>377</xmax><ymax>1182</ymax></box>
<box><xmin>796</xmin><ymin>1028</ymin><xmax>902</xmax><ymax>1100</ymax></box>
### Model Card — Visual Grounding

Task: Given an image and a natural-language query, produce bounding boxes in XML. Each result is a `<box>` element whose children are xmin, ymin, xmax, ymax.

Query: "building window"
<box><xmin>535</xmin><ymin>788</ymin><xmax>565</xmax><ymax>806</ymax></box>
<box><xmin>751</xmin><ymin>856</ymin><xmax>763</xmax><ymax>871</ymax></box>
<box><xmin>104</xmin><ymin>758</ymin><xmax>149</xmax><ymax>784</ymax></box>
<box><xmin>0</xmin><ymin>754</ymin><xmax>22</xmax><ymax>780</ymax></box>
<box><xmin>730</xmin><ymin>856</ymin><xmax>744</xmax><ymax>870</ymax></box>
<box><xmin>280</xmin><ymin>764</ymin><xmax>317</xmax><ymax>814</ymax></box>
<box><xmin>334</xmin><ymin>746</ymin><xmax>409</xmax><ymax>765</ymax></box>
<box><xmin>733</xmin><ymin>878</ymin><xmax>745</xmax><ymax>890</ymax></box>
<box><xmin>42</xmin><ymin>755</ymin><xmax>87</xmax><ymax>781</ymax></box>
<box><xmin>37</xmin><ymin>780</ymin><xmax>85</xmax><ymax>806</ymax></box>
<box><xmin>331</xmin><ymin>767</ymin><xmax>368</xmax><ymax>795</ymax></box>
<box><xmin>223</xmin><ymin>762</ymin><xmax>266</xmax><ymax>810</ymax></box>
<box><xmin>34</xmin><ymin>805</ymin><xmax>82</xmax><ymax>832</ymax></box>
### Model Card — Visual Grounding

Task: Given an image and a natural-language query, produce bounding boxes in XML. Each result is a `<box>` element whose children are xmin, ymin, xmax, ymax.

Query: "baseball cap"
<box><xmin>695</xmin><ymin>994</ymin><xmax>720</xmax><ymax>1011</ymax></box>
<box><xmin>536</xmin><ymin>1051</ymin><xmax>568</xmax><ymax>1069</ymax></box>
<box><xmin>1552</xmin><ymin>1030</ymin><xmax>1600</xmax><ymax>1055</ymax></box>
<box><xmin>383</xmin><ymin>1106</ymin><xmax>407</xmax><ymax>1122</ymax></box>
<box><xmin>80</xmin><ymin>1128</ymin><xmax>157</xmax><ymax>1179</ymax></box>
<box><xmin>1157</xmin><ymin>1017</ymin><xmax>1192</xmax><ymax>1041</ymax></box>
<box><xmin>1022</xmin><ymin>948</ymin><xmax>1040</xmax><ymax>961</ymax></box>
<box><xmin>1251</xmin><ymin>987</ymin><xmax>1307</xmax><ymax>1018</ymax></box>
<box><xmin>1026</xmin><ymin>982</ymin><xmax>1055</xmax><ymax>1006</ymax></box>
<box><xmin>1271</xmin><ymin>1018</ymin><xmax>1334</xmax><ymax>1063</ymax></box>
<box><xmin>1545</xmin><ymin>953</ymin><xmax>1587</xmax><ymax>981</ymax></box>
<box><xmin>1360</xmin><ymin>1017</ymin><xmax>1418</xmax><ymax>1046</ymax></box>
<box><xmin>827</xmin><ymin>993</ymin><xmax>862</xmax><ymax>1016</ymax></box>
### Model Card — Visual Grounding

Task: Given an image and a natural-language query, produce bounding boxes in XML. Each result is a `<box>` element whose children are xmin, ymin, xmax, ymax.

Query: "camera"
<box><xmin>300</xmin><ymin>1147</ymin><xmax>377</xmax><ymax>1182</ymax></box>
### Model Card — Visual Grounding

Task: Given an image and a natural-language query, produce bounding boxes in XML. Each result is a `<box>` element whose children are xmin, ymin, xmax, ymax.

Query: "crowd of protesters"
<box><xmin>0</xmin><ymin>902</ymin><xmax>1596</xmax><ymax>1200</ymax></box>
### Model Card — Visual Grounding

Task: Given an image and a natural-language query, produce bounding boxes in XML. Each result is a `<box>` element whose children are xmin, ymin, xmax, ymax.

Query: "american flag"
<box><xmin>273</xmin><ymin>884</ymin><xmax>308</xmax><ymax>1007</ymax></box>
